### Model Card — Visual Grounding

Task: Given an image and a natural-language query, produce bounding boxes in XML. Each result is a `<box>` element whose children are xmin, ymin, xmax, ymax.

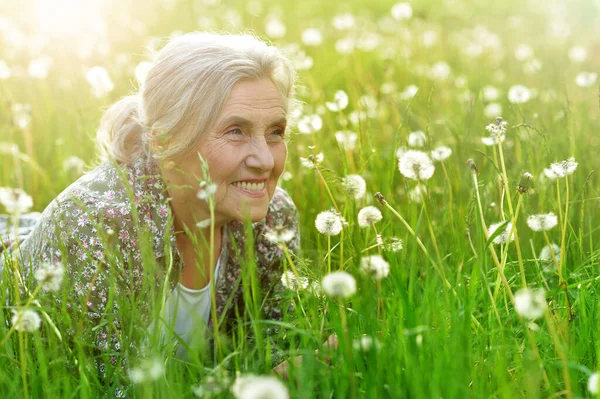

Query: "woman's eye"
<box><xmin>271</xmin><ymin>129</ymin><xmax>286</xmax><ymax>137</ymax></box>
<box><xmin>226</xmin><ymin>128</ymin><xmax>243</xmax><ymax>135</ymax></box>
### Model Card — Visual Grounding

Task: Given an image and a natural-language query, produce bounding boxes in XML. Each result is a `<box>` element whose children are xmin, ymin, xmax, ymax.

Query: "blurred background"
<box><xmin>0</xmin><ymin>0</ymin><xmax>599</xmax><ymax>209</ymax></box>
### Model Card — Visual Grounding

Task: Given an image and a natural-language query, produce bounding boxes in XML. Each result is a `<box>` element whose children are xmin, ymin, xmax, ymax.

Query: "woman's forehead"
<box><xmin>218</xmin><ymin>79</ymin><xmax>287</xmax><ymax>123</ymax></box>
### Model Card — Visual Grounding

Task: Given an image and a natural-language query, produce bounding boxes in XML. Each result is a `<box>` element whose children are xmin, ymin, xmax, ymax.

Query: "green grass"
<box><xmin>2</xmin><ymin>0</ymin><xmax>600</xmax><ymax>397</ymax></box>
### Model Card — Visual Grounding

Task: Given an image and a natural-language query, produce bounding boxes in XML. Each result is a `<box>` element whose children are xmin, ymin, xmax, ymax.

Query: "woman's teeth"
<box><xmin>232</xmin><ymin>181</ymin><xmax>265</xmax><ymax>191</ymax></box>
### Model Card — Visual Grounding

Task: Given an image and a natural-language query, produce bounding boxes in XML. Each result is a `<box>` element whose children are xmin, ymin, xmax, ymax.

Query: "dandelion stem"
<box><xmin>1</xmin><ymin>284</ymin><xmax>44</xmax><ymax>346</ymax></box>
<box><xmin>417</xmin><ymin>183</ymin><xmax>444</xmax><ymax>268</ymax></box>
<box><xmin>337</xmin><ymin>299</ymin><xmax>355</xmax><ymax>399</ymax></box>
<box><xmin>496</xmin><ymin>141</ymin><xmax>526</xmax><ymax>288</ymax></box>
<box><xmin>545</xmin><ymin>310</ymin><xmax>573</xmax><ymax>398</ymax></box>
<box><xmin>440</xmin><ymin>160</ymin><xmax>455</xmax><ymax>231</ymax></box>
<box><xmin>327</xmin><ymin>235</ymin><xmax>332</xmax><ymax>273</ymax></box>
<box><xmin>376</xmin><ymin>194</ymin><xmax>453</xmax><ymax>299</ymax></box>
<box><xmin>314</xmin><ymin>165</ymin><xmax>340</xmax><ymax>213</ymax></box>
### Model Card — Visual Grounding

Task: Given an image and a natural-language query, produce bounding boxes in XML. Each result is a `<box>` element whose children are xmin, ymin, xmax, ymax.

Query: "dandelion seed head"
<box><xmin>34</xmin><ymin>262</ymin><xmax>65</xmax><ymax>292</ymax></box>
<box><xmin>549</xmin><ymin>157</ymin><xmax>578</xmax><ymax>178</ymax></box>
<box><xmin>128</xmin><ymin>357</ymin><xmax>165</xmax><ymax>384</ymax></box>
<box><xmin>588</xmin><ymin>372</ymin><xmax>599</xmax><ymax>395</ymax></box>
<box><xmin>335</xmin><ymin>131</ymin><xmax>358</xmax><ymax>150</ymax></box>
<box><xmin>391</xmin><ymin>2</ymin><xmax>412</xmax><ymax>20</ymax></box>
<box><xmin>575</xmin><ymin>72</ymin><xmax>597</xmax><ymax>88</ymax></box>
<box><xmin>507</xmin><ymin>85</ymin><xmax>532</xmax><ymax>104</ymax></box>
<box><xmin>353</xmin><ymin>335</ymin><xmax>382</xmax><ymax>351</ymax></box>
<box><xmin>321</xmin><ymin>271</ymin><xmax>357</xmax><ymax>298</ymax></box>
<box><xmin>297</xmin><ymin>114</ymin><xmax>322</xmax><ymax>134</ymax></box>
<box><xmin>0</xmin><ymin>187</ymin><xmax>33</xmax><ymax>215</ymax></box>
<box><xmin>315</xmin><ymin>210</ymin><xmax>346</xmax><ymax>236</ymax></box>
<box><xmin>11</xmin><ymin>309</ymin><xmax>42</xmax><ymax>332</ymax></box>
<box><xmin>488</xmin><ymin>221</ymin><xmax>515</xmax><ymax>245</ymax></box>
<box><xmin>197</xmin><ymin>182</ymin><xmax>217</xmax><ymax>201</ymax></box>
<box><xmin>527</xmin><ymin>213</ymin><xmax>558</xmax><ymax>232</ymax></box>
<box><xmin>325</xmin><ymin>90</ymin><xmax>349</xmax><ymax>112</ymax></box>
<box><xmin>385</xmin><ymin>237</ymin><xmax>403</xmax><ymax>252</ymax></box>
<box><xmin>300</xmin><ymin>153</ymin><xmax>324</xmax><ymax>169</ymax></box>
<box><xmin>484</xmin><ymin>102</ymin><xmax>502</xmax><ymax>119</ymax></box>
<box><xmin>231</xmin><ymin>374</ymin><xmax>289</xmax><ymax>399</ymax></box>
<box><xmin>360</xmin><ymin>255</ymin><xmax>390</xmax><ymax>280</ymax></box>
<box><xmin>430</xmin><ymin>146</ymin><xmax>452</xmax><ymax>161</ymax></box>
<box><xmin>568</xmin><ymin>46</ymin><xmax>587</xmax><ymax>63</ymax></box>
<box><xmin>301</xmin><ymin>28</ymin><xmax>323</xmax><ymax>47</ymax></box>
<box><xmin>85</xmin><ymin>66</ymin><xmax>114</xmax><ymax>98</ymax></box>
<box><xmin>398</xmin><ymin>150</ymin><xmax>435</xmax><ymax>180</ymax></box>
<box><xmin>342</xmin><ymin>174</ymin><xmax>366</xmax><ymax>199</ymax></box>
<box><xmin>407</xmin><ymin>131</ymin><xmax>427</xmax><ymax>147</ymax></box>
<box><xmin>514</xmin><ymin>288</ymin><xmax>546</xmax><ymax>320</ymax></box>
<box><xmin>357</xmin><ymin>206</ymin><xmax>382</xmax><ymax>227</ymax></box>
<box><xmin>280</xmin><ymin>270</ymin><xmax>309</xmax><ymax>291</ymax></box>
<box><xmin>264</xmin><ymin>225</ymin><xmax>295</xmax><ymax>245</ymax></box>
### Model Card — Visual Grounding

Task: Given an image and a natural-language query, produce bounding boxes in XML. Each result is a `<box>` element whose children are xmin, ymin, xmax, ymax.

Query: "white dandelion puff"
<box><xmin>264</xmin><ymin>225</ymin><xmax>295</xmax><ymax>244</ymax></box>
<box><xmin>360</xmin><ymin>255</ymin><xmax>390</xmax><ymax>280</ymax></box>
<box><xmin>482</xmin><ymin>116</ymin><xmax>508</xmax><ymax>146</ymax></box>
<box><xmin>300</xmin><ymin>153</ymin><xmax>324</xmax><ymax>169</ymax></box>
<box><xmin>321</xmin><ymin>271</ymin><xmax>357</xmax><ymax>298</ymax></box>
<box><xmin>301</xmin><ymin>28</ymin><xmax>323</xmax><ymax>47</ymax></box>
<box><xmin>357</xmin><ymin>206</ymin><xmax>382</xmax><ymax>227</ymax></box>
<box><xmin>527</xmin><ymin>213</ymin><xmax>558</xmax><ymax>232</ymax></box>
<box><xmin>575</xmin><ymin>72</ymin><xmax>597</xmax><ymax>88</ymax></box>
<box><xmin>85</xmin><ymin>66</ymin><xmax>114</xmax><ymax>98</ymax></box>
<box><xmin>62</xmin><ymin>156</ymin><xmax>86</xmax><ymax>175</ymax></box>
<box><xmin>353</xmin><ymin>335</ymin><xmax>382</xmax><ymax>351</ymax></box>
<box><xmin>231</xmin><ymin>374</ymin><xmax>289</xmax><ymax>399</ymax></box>
<box><xmin>280</xmin><ymin>270</ymin><xmax>309</xmax><ymax>291</ymax></box>
<box><xmin>11</xmin><ymin>104</ymin><xmax>32</xmax><ymax>129</ymax></box>
<box><xmin>482</xmin><ymin>85</ymin><xmax>500</xmax><ymax>101</ymax></box>
<box><xmin>430</xmin><ymin>146</ymin><xmax>452</xmax><ymax>162</ymax></box>
<box><xmin>484</xmin><ymin>103</ymin><xmax>502</xmax><ymax>119</ymax></box>
<box><xmin>514</xmin><ymin>288</ymin><xmax>546</xmax><ymax>320</ymax></box>
<box><xmin>0</xmin><ymin>187</ymin><xmax>33</xmax><ymax>215</ymax></box>
<box><xmin>128</xmin><ymin>357</ymin><xmax>165</xmax><ymax>384</ymax></box>
<box><xmin>399</xmin><ymin>85</ymin><xmax>419</xmax><ymax>100</ymax></box>
<box><xmin>197</xmin><ymin>182</ymin><xmax>217</xmax><ymax>201</ymax></box>
<box><xmin>265</xmin><ymin>18</ymin><xmax>286</xmax><ymax>39</ymax></box>
<box><xmin>549</xmin><ymin>157</ymin><xmax>578</xmax><ymax>178</ymax></box>
<box><xmin>539</xmin><ymin>243</ymin><xmax>560</xmax><ymax>264</ymax></box>
<box><xmin>588</xmin><ymin>372</ymin><xmax>599</xmax><ymax>395</ymax></box>
<box><xmin>384</xmin><ymin>237</ymin><xmax>403</xmax><ymax>252</ymax></box>
<box><xmin>34</xmin><ymin>262</ymin><xmax>65</xmax><ymax>292</ymax></box>
<box><xmin>335</xmin><ymin>131</ymin><xmax>358</xmax><ymax>150</ymax></box>
<box><xmin>325</xmin><ymin>90</ymin><xmax>349</xmax><ymax>112</ymax></box>
<box><xmin>391</xmin><ymin>2</ymin><xmax>412</xmax><ymax>20</ymax></box>
<box><xmin>488</xmin><ymin>221</ymin><xmax>515</xmax><ymax>245</ymax></box>
<box><xmin>11</xmin><ymin>309</ymin><xmax>42</xmax><ymax>332</ymax></box>
<box><xmin>568</xmin><ymin>46</ymin><xmax>587</xmax><ymax>63</ymax></box>
<box><xmin>315</xmin><ymin>210</ymin><xmax>346</xmax><ymax>236</ymax></box>
<box><xmin>297</xmin><ymin>114</ymin><xmax>323</xmax><ymax>134</ymax></box>
<box><xmin>342</xmin><ymin>174</ymin><xmax>366</xmax><ymax>199</ymax></box>
<box><xmin>398</xmin><ymin>150</ymin><xmax>435</xmax><ymax>180</ymax></box>
<box><xmin>407</xmin><ymin>131</ymin><xmax>427</xmax><ymax>147</ymax></box>
<box><xmin>507</xmin><ymin>85</ymin><xmax>532</xmax><ymax>104</ymax></box>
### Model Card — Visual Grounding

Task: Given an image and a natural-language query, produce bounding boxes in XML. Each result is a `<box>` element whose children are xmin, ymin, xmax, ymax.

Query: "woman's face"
<box><xmin>166</xmin><ymin>78</ymin><xmax>288</xmax><ymax>225</ymax></box>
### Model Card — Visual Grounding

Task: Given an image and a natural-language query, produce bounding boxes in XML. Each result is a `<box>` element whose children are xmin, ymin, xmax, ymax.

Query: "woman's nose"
<box><xmin>245</xmin><ymin>137</ymin><xmax>275</xmax><ymax>171</ymax></box>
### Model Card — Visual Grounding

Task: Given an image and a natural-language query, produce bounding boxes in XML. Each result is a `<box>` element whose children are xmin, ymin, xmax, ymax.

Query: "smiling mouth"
<box><xmin>231</xmin><ymin>180</ymin><xmax>267</xmax><ymax>197</ymax></box>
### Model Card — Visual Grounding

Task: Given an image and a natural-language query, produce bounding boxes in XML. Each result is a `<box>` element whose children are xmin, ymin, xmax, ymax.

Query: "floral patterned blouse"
<box><xmin>2</xmin><ymin>158</ymin><xmax>299</xmax><ymax>393</ymax></box>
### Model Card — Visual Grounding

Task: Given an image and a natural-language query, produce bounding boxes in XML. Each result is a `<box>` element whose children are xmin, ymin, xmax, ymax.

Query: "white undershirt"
<box><xmin>150</xmin><ymin>228</ymin><xmax>228</xmax><ymax>359</ymax></box>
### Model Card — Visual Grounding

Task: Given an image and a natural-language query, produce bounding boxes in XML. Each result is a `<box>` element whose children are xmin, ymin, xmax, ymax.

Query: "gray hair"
<box><xmin>96</xmin><ymin>31</ymin><xmax>295</xmax><ymax>165</ymax></box>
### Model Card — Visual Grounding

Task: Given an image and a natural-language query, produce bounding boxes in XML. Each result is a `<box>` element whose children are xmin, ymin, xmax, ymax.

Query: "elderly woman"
<box><xmin>2</xmin><ymin>32</ymin><xmax>307</xmax><ymax>389</ymax></box>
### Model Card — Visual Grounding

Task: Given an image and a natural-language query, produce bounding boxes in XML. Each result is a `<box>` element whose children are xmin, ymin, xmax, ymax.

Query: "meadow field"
<box><xmin>1</xmin><ymin>0</ymin><xmax>600</xmax><ymax>397</ymax></box>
